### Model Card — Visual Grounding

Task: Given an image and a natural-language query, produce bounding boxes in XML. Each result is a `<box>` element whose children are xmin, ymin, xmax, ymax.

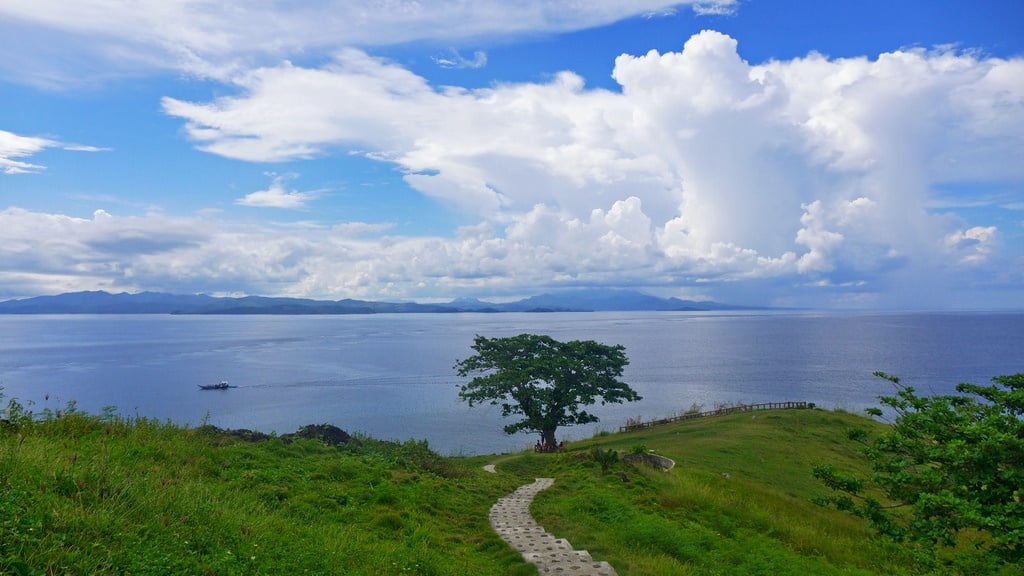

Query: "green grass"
<box><xmin>1</xmin><ymin>404</ymin><xmax>530</xmax><ymax>575</ymax></box>
<box><xmin>0</xmin><ymin>399</ymin><xmax>983</xmax><ymax>575</ymax></box>
<box><xmin>527</xmin><ymin>410</ymin><xmax>919</xmax><ymax>576</ymax></box>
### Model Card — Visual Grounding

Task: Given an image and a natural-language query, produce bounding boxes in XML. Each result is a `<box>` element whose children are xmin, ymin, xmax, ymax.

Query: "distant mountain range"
<box><xmin>0</xmin><ymin>289</ymin><xmax>762</xmax><ymax>314</ymax></box>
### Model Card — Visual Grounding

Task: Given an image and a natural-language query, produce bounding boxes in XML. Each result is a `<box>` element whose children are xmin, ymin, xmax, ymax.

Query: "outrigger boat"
<box><xmin>198</xmin><ymin>380</ymin><xmax>234</xmax><ymax>390</ymax></box>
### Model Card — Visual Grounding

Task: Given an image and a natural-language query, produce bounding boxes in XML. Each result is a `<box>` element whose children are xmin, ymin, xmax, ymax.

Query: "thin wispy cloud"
<box><xmin>433</xmin><ymin>49</ymin><xmax>488</xmax><ymax>69</ymax></box>
<box><xmin>0</xmin><ymin>129</ymin><xmax>56</xmax><ymax>174</ymax></box>
<box><xmin>691</xmin><ymin>1</ymin><xmax>738</xmax><ymax>16</ymax></box>
<box><xmin>0</xmin><ymin>129</ymin><xmax>106</xmax><ymax>174</ymax></box>
<box><xmin>332</xmin><ymin>222</ymin><xmax>396</xmax><ymax>237</ymax></box>
<box><xmin>63</xmin><ymin>144</ymin><xmax>113</xmax><ymax>153</ymax></box>
<box><xmin>0</xmin><ymin>1</ymin><xmax>732</xmax><ymax>86</ymax></box>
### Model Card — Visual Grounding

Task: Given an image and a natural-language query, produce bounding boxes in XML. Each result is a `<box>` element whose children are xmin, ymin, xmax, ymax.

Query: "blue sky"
<box><xmin>1</xmin><ymin>1</ymin><xmax>1022</xmax><ymax>309</ymax></box>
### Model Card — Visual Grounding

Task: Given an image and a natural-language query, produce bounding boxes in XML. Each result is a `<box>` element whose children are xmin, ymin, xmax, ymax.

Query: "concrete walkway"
<box><xmin>488</xmin><ymin>477</ymin><xmax>618</xmax><ymax>575</ymax></box>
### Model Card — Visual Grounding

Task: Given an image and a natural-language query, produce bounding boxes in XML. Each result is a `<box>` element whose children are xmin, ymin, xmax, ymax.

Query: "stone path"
<box><xmin>488</xmin><ymin>477</ymin><xmax>618</xmax><ymax>575</ymax></box>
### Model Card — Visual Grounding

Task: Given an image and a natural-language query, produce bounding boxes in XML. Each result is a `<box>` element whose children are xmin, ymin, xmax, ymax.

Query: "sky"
<box><xmin>1</xmin><ymin>1</ymin><xmax>1022</xmax><ymax>310</ymax></box>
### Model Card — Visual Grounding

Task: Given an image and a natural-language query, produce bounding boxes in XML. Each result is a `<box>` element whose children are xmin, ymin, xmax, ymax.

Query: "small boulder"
<box><xmin>623</xmin><ymin>452</ymin><xmax>675</xmax><ymax>471</ymax></box>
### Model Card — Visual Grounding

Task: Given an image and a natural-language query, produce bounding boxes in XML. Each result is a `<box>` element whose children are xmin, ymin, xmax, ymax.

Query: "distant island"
<box><xmin>0</xmin><ymin>288</ymin><xmax>763</xmax><ymax>315</ymax></box>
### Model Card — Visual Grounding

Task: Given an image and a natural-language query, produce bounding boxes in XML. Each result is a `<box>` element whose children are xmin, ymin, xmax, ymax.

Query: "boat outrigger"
<box><xmin>198</xmin><ymin>380</ymin><xmax>234</xmax><ymax>390</ymax></box>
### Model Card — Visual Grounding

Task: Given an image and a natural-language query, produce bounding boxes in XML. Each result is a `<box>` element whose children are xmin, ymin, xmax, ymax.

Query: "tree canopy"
<box><xmin>454</xmin><ymin>333</ymin><xmax>640</xmax><ymax>448</ymax></box>
<box><xmin>814</xmin><ymin>371</ymin><xmax>1024</xmax><ymax>570</ymax></box>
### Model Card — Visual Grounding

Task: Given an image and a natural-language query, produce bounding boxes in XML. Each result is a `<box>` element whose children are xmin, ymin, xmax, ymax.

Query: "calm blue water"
<box><xmin>0</xmin><ymin>311</ymin><xmax>1021</xmax><ymax>455</ymax></box>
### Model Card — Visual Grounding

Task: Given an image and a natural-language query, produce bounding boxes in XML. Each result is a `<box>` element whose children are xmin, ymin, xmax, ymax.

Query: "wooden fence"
<box><xmin>618</xmin><ymin>401</ymin><xmax>809</xmax><ymax>433</ymax></box>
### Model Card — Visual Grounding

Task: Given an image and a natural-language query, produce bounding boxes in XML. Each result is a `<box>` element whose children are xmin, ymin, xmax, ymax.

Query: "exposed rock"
<box><xmin>196</xmin><ymin>424</ymin><xmax>269</xmax><ymax>443</ymax></box>
<box><xmin>622</xmin><ymin>452</ymin><xmax>675</xmax><ymax>471</ymax></box>
<box><xmin>282</xmin><ymin>423</ymin><xmax>356</xmax><ymax>446</ymax></box>
<box><xmin>196</xmin><ymin>423</ymin><xmax>358</xmax><ymax>447</ymax></box>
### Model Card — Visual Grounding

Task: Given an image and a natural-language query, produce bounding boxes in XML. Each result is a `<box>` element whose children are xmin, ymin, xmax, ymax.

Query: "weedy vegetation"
<box><xmin>0</xmin><ymin>391</ymin><xmax>529</xmax><ymax>576</ymax></box>
<box><xmin>3</xmin><ymin>386</ymin><xmax>1015</xmax><ymax>575</ymax></box>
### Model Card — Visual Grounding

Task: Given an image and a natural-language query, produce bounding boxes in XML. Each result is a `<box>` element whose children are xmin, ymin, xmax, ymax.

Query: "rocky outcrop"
<box><xmin>197</xmin><ymin>423</ymin><xmax>358</xmax><ymax>447</ymax></box>
<box><xmin>622</xmin><ymin>452</ymin><xmax>675</xmax><ymax>470</ymax></box>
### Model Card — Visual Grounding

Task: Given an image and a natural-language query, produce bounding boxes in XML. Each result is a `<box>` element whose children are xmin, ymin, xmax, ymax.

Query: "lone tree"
<box><xmin>814</xmin><ymin>371</ymin><xmax>1024</xmax><ymax>568</ymax></box>
<box><xmin>454</xmin><ymin>334</ymin><xmax>640</xmax><ymax>449</ymax></box>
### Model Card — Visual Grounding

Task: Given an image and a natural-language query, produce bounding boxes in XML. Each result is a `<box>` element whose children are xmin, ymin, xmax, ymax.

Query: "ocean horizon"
<box><xmin>1</xmin><ymin>310</ymin><xmax>1021</xmax><ymax>455</ymax></box>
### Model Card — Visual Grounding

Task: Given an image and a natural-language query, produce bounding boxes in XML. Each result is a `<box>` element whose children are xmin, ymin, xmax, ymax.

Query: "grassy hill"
<box><xmin>0</xmin><ymin>399</ymin><xmax>970</xmax><ymax>575</ymax></box>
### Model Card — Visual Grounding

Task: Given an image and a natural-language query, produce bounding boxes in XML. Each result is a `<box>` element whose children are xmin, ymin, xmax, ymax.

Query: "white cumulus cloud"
<box><xmin>155</xmin><ymin>30</ymin><xmax>1024</xmax><ymax>307</ymax></box>
<box><xmin>236</xmin><ymin>174</ymin><xmax>320</xmax><ymax>209</ymax></box>
<box><xmin>2</xmin><ymin>15</ymin><xmax>1022</xmax><ymax>309</ymax></box>
<box><xmin>946</xmin><ymin>226</ymin><xmax>998</xmax><ymax>265</ymax></box>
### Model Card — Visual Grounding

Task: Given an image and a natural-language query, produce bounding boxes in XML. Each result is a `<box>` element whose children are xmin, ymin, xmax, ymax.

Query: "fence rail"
<box><xmin>618</xmin><ymin>401</ymin><xmax>809</xmax><ymax>433</ymax></box>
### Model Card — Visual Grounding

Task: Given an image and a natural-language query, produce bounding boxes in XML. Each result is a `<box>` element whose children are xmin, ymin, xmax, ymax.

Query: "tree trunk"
<box><xmin>542</xmin><ymin>429</ymin><xmax>557</xmax><ymax>451</ymax></box>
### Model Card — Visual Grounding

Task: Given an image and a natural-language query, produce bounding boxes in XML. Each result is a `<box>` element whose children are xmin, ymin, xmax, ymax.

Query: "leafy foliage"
<box><xmin>590</xmin><ymin>447</ymin><xmax>619</xmax><ymax>474</ymax></box>
<box><xmin>454</xmin><ymin>334</ymin><xmax>640</xmax><ymax>447</ymax></box>
<box><xmin>814</xmin><ymin>371</ymin><xmax>1024</xmax><ymax>568</ymax></box>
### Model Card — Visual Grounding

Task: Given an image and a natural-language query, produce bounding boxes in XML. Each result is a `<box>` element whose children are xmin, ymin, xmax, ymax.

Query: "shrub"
<box><xmin>590</xmin><ymin>447</ymin><xmax>619</xmax><ymax>474</ymax></box>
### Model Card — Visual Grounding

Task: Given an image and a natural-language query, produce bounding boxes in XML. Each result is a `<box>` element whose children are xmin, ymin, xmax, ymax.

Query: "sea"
<box><xmin>0</xmin><ymin>311</ymin><xmax>1021</xmax><ymax>455</ymax></box>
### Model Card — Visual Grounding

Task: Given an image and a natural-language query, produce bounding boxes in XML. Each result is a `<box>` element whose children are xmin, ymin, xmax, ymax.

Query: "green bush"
<box><xmin>590</xmin><ymin>447</ymin><xmax>619</xmax><ymax>473</ymax></box>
